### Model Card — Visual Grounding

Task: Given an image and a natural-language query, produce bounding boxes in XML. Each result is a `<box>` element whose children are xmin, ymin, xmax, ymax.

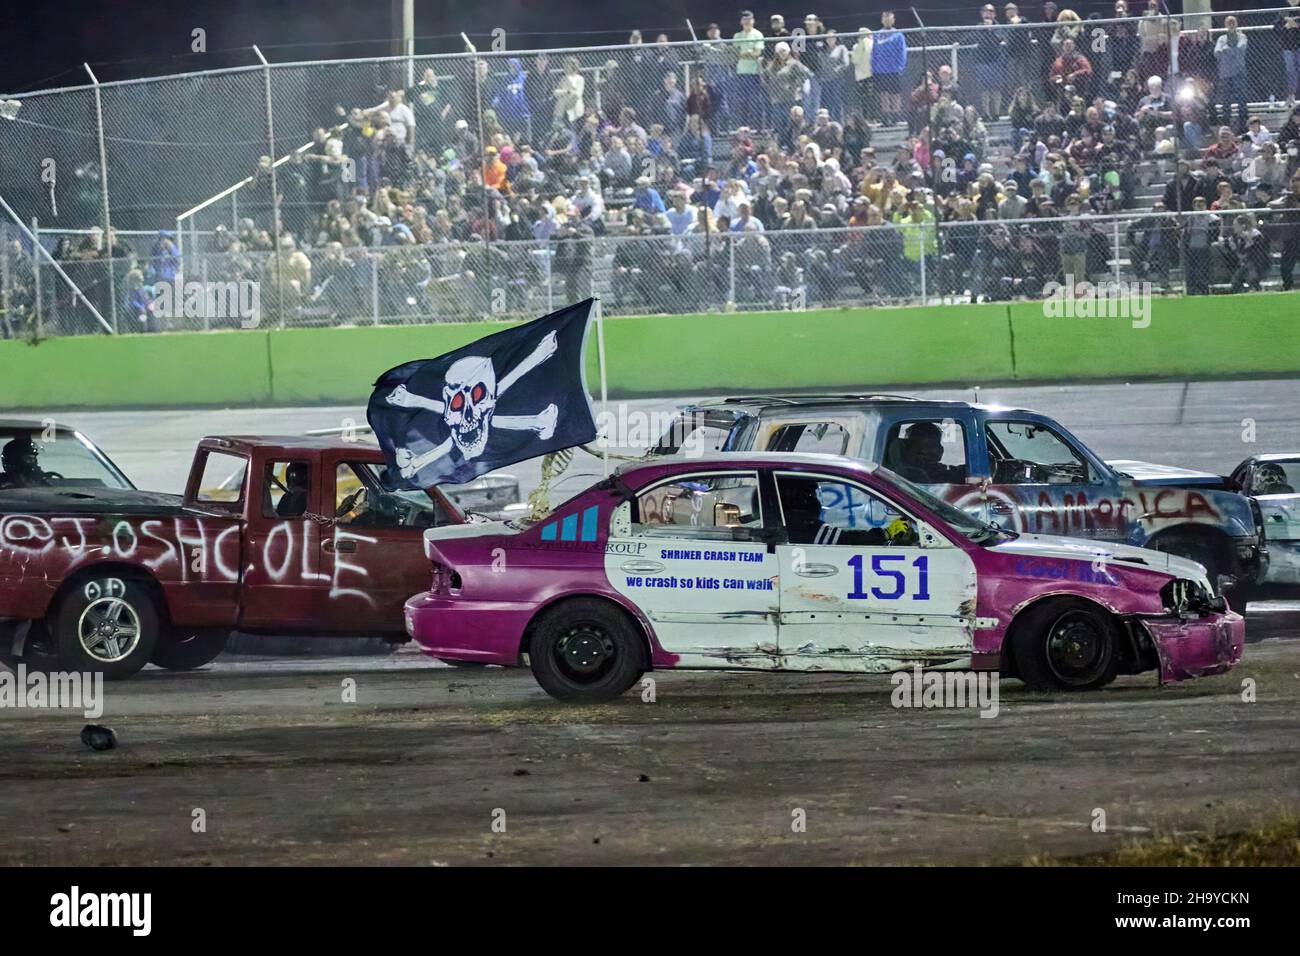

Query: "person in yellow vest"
<box><xmin>892</xmin><ymin>190</ymin><xmax>937</xmax><ymax>293</ymax></box>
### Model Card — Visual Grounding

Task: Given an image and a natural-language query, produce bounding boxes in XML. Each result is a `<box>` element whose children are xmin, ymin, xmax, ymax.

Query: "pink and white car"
<box><xmin>404</xmin><ymin>454</ymin><xmax>1244</xmax><ymax>701</ymax></box>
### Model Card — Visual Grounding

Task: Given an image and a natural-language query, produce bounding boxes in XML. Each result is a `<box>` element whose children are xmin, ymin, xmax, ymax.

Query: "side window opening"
<box><xmin>195</xmin><ymin>451</ymin><xmax>249</xmax><ymax>506</ymax></box>
<box><xmin>264</xmin><ymin>460</ymin><xmax>311</xmax><ymax>519</ymax></box>
<box><xmin>882</xmin><ymin>419</ymin><xmax>967</xmax><ymax>485</ymax></box>
<box><xmin>776</xmin><ymin>474</ymin><xmax>920</xmax><ymax>547</ymax></box>
<box><xmin>334</xmin><ymin>462</ymin><xmax>450</xmax><ymax>529</ymax></box>
<box><xmin>766</xmin><ymin>422</ymin><xmax>851</xmax><ymax>455</ymax></box>
<box><xmin>630</xmin><ymin>473</ymin><xmax>762</xmax><ymax>540</ymax></box>
<box><xmin>985</xmin><ymin>420</ymin><xmax>1090</xmax><ymax>485</ymax></box>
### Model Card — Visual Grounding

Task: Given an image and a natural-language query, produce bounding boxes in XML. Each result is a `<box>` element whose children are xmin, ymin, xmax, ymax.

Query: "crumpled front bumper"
<box><xmin>1143</xmin><ymin>610</ymin><xmax>1245</xmax><ymax>684</ymax></box>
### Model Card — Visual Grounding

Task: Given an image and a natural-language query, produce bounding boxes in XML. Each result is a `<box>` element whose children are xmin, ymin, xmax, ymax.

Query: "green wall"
<box><xmin>1</xmin><ymin>293</ymin><xmax>1295</xmax><ymax>410</ymax></box>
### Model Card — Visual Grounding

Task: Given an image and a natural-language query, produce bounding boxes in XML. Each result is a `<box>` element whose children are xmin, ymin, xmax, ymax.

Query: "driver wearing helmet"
<box><xmin>276</xmin><ymin>462</ymin><xmax>312</xmax><ymax>518</ymax></box>
<box><xmin>893</xmin><ymin>421</ymin><xmax>964</xmax><ymax>485</ymax></box>
<box><xmin>0</xmin><ymin>434</ymin><xmax>49</xmax><ymax>489</ymax></box>
<box><xmin>1253</xmin><ymin>462</ymin><xmax>1296</xmax><ymax>495</ymax></box>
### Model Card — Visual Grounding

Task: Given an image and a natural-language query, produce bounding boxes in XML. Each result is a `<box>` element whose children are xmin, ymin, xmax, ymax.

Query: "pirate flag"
<box><xmin>367</xmin><ymin>299</ymin><xmax>599</xmax><ymax>490</ymax></box>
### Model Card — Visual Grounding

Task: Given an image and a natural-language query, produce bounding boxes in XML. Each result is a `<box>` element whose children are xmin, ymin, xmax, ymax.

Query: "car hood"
<box><xmin>0</xmin><ymin>485</ymin><xmax>188</xmax><ymax>516</ymax></box>
<box><xmin>1105</xmin><ymin>459</ymin><xmax>1229</xmax><ymax>488</ymax></box>
<box><xmin>989</xmin><ymin>533</ymin><xmax>1211</xmax><ymax>587</ymax></box>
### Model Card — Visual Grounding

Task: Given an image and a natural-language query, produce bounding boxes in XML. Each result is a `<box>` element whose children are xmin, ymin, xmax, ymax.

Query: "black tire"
<box><xmin>53</xmin><ymin>575</ymin><xmax>160</xmax><ymax>680</ymax></box>
<box><xmin>1010</xmin><ymin>598</ymin><xmax>1118</xmax><ymax>691</ymax></box>
<box><xmin>1150</xmin><ymin>532</ymin><xmax>1225</xmax><ymax>591</ymax></box>
<box><xmin>150</xmin><ymin>627</ymin><xmax>229</xmax><ymax>671</ymax></box>
<box><xmin>528</xmin><ymin>599</ymin><xmax>645</xmax><ymax>702</ymax></box>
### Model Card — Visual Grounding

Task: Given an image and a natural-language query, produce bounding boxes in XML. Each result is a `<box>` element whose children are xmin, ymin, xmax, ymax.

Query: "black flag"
<box><xmin>367</xmin><ymin>299</ymin><xmax>599</xmax><ymax>489</ymax></box>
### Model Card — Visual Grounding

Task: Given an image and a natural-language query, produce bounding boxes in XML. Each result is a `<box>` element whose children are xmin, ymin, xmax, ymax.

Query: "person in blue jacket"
<box><xmin>871</xmin><ymin>11</ymin><xmax>908</xmax><ymax>125</ymax></box>
<box><xmin>491</xmin><ymin>58</ymin><xmax>532</xmax><ymax>144</ymax></box>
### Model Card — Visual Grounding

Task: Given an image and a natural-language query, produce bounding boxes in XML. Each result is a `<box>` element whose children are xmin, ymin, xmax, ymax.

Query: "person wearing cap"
<box><xmin>821</xmin><ymin>28</ymin><xmax>852</xmax><ymax>124</ymax></box>
<box><xmin>871</xmin><ymin>11</ymin><xmax>907</xmax><ymax>124</ymax></box>
<box><xmin>766</xmin><ymin>14</ymin><xmax>791</xmax><ymax>63</ymax></box>
<box><xmin>974</xmin><ymin>4</ymin><xmax>1008</xmax><ymax>121</ymax></box>
<box><xmin>1214</xmin><ymin>16</ymin><xmax>1249</xmax><ymax>134</ymax></box>
<box><xmin>632</xmin><ymin>175</ymin><xmax>667</xmax><ymax>215</ymax></box>
<box><xmin>1180</xmin><ymin>195</ymin><xmax>1219</xmax><ymax>295</ymax></box>
<box><xmin>850</xmin><ymin>26</ymin><xmax>875</xmax><ymax>122</ymax></box>
<box><xmin>767</xmin><ymin>43</ymin><xmax>814</xmax><ymax>146</ymax></box>
<box><xmin>698</xmin><ymin>22</ymin><xmax>734</xmax><ymax>134</ymax></box>
<box><xmin>799</xmin><ymin>15</ymin><xmax>828</xmax><ymax>121</ymax></box>
<box><xmin>733</xmin><ymin>11</ymin><xmax>766</xmax><ymax>130</ymax></box>
<box><xmin>1002</xmin><ymin>4</ymin><xmax>1033</xmax><ymax>95</ymax></box>
<box><xmin>998</xmin><ymin>179</ymin><xmax>1028</xmax><ymax>220</ymax></box>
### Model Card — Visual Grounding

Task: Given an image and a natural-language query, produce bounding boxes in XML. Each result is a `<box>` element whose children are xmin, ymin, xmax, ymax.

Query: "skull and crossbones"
<box><xmin>386</xmin><ymin>330</ymin><xmax>560</xmax><ymax>479</ymax></box>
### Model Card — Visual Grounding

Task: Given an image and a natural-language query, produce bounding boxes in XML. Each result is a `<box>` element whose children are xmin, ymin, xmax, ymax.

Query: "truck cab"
<box><xmin>654</xmin><ymin>395</ymin><xmax>1267</xmax><ymax>591</ymax></box>
<box><xmin>2</xmin><ymin>433</ymin><xmax>460</xmax><ymax>679</ymax></box>
<box><xmin>186</xmin><ymin>436</ymin><xmax>461</xmax><ymax>635</ymax></box>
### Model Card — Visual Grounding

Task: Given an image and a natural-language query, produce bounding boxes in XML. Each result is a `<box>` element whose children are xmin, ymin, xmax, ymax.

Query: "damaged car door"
<box><xmin>606</xmin><ymin>470</ymin><xmax>781</xmax><ymax>668</ymax></box>
<box><xmin>771</xmin><ymin>471</ymin><xmax>977</xmax><ymax>669</ymax></box>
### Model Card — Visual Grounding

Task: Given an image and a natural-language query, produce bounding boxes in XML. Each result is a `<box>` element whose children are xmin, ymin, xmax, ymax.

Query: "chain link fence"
<box><xmin>3</xmin><ymin>6</ymin><xmax>1299</xmax><ymax>339</ymax></box>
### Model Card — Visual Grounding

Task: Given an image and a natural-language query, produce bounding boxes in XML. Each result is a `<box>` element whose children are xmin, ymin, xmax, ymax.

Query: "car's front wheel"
<box><xmin>53</xmin><ymin>575</ymin><xmax>160</xmax><ymax>680</ymax></box>
<box><xmin>1011</xmin><ymin>598</ymin><xmax>1118</xmax><ymax>691</ymax></box>
<box><xmin>528</xmin><ymin>599</ymin><xmax>645</xmax><ymax>702</ymax></box>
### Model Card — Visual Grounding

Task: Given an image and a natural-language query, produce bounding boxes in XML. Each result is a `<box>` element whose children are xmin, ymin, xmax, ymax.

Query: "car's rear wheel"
<box><xmin>1011</xmin><ymin>598</ymin><xmax>1118</xmax><ymax>691</ymax></box>
<box><xmin>53</xmin><ymin>575</ymin><xmax>160</xmax><ymax>680</ymax></box>
<box><xmin>528</xmin><ymin>599</ymin><xmax>645</xmax><ymax>702</ymax></box>
<box><xmin>151</xmin><ymin>627</ymin><xmax>229</xmax><ymax>671</ymax></box>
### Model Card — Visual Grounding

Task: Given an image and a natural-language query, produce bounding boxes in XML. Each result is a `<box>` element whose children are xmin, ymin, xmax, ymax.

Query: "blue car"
<box><xmin>651</xmin><ymin>394</ymin><xmax>1268</xmax><ymax>591</ymax></box>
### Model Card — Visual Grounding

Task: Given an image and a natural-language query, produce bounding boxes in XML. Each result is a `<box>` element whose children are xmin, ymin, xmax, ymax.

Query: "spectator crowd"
<box><xmin>17</xmin><ymin>3</ymin><xmax>1300</xmax><ymax>333</ymax></box>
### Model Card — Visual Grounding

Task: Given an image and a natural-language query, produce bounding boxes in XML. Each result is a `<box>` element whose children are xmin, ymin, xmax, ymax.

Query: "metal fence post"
<box><xmin>83</xmin><ymin>63</ymin><xmax>117</xmax><ymax>333</ymax></box>
<box><xmin>253</xmin><ymin>45</ymin><xmax>286</xmax><ymax>329</ymax></box>
<box><xmin>463</xmin><ymin>36</ymin><xmax>493</xmax><ymax>318</ymax></box>
<box><xmin>727</xmin><ymin>232</ymin><xmax>737</xmax><ymax>308</ymax></box>
<box><xmin>31</xmin><ymin>217</ymin><xmax>42</xmax><ymax>338</ymax></box>
<box><xmin>370</xmin><ymin>253</ymin><xmax>380</xmax><ymax>325</ymax></box>
<box><xmin>200</xmin><ymin>255</ymin><xmax>211</xmax><ymax>332</ymax></box>
<box><xmin>1</xmin><ymin>225</ymin><xmax>12</xmax><ymax>339</ymax></box>
<box><xmin>1113</xmin><ymin>219</ymin><xmax>1122</xmax><ymax>284</ymax></box>
<box><xmin>1164</xmin><ymin>12</ymin><xmax>1189</xmax><ymax>293</ymax></box>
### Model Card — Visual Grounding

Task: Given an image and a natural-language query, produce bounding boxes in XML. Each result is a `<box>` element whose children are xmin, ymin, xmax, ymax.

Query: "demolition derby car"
<box><xmin>645</xmin><ymin>395</ymin><xmax>1270</xmax><ymax>591</ymax></box>
<box><xmin>405</xmin><ymin>453</ymin><xmax>1244</xmax><ymax>701</ymax></box>
<box><xmin>1230</xmin><ymin>454</ymin><xmax>1300</xmax><ymax>586</ymax></box>
<box><xmin>0</xmin><ymin>423</ymin><xmax>461</xmax><ymax>678</ymax></box>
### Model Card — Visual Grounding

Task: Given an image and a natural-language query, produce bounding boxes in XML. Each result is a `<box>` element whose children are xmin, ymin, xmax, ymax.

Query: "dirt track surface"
<box><xmin>2</xmin><ymin>638</ymin><xmax>1298</xmax><ymax>866</ymax></box>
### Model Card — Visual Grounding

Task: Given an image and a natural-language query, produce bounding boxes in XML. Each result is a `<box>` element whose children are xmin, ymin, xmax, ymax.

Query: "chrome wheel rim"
<box><xmin>78</xmin><ymin>597</ymin><xmax>141</xmax><ymax>663</ymax></box>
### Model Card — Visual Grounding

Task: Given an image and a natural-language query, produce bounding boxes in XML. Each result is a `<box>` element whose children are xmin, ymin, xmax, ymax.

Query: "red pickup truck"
<box><xmin>0</xmin><ymin>425</ymin><xmax>460</xmax><ymax>678</ymax></box>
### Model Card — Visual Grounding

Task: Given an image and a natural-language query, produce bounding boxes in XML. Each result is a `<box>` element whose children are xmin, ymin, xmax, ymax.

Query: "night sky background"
<box><xmin>1</xmin><ymin>0</ymin><xmax>1222</xmax><ymax>93</ymax></box>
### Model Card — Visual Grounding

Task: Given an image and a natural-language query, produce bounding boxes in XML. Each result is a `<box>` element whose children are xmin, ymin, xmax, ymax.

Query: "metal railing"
<box><xmin>8</xmin><ymin>209</ymin><xmax>1296</xmax><ymax>338</ymax></box>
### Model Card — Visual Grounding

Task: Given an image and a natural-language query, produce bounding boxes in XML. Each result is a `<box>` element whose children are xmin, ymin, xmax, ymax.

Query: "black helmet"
<box><xmin>285</xmin><ymin>462</ymin><xmax>311</xmax><ymax>489</ymax></box>
<box><xmin>1</xmin><ymin>434</ymin><xmax>40</xmax><ymax>474</ymax></box>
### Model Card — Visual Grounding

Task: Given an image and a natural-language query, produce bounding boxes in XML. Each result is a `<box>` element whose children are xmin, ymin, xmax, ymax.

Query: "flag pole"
<box><xmin>594</xmin><ymin>296</ymin><xmax>609</xmax><ymax>476</ymax></box>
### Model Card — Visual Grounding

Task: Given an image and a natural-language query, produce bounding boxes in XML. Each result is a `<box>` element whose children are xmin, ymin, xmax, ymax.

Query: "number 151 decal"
<box><xmin>847</xmin><ymin>554</ymin><xmax>930</xmax><ymax>601</ymax></box>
